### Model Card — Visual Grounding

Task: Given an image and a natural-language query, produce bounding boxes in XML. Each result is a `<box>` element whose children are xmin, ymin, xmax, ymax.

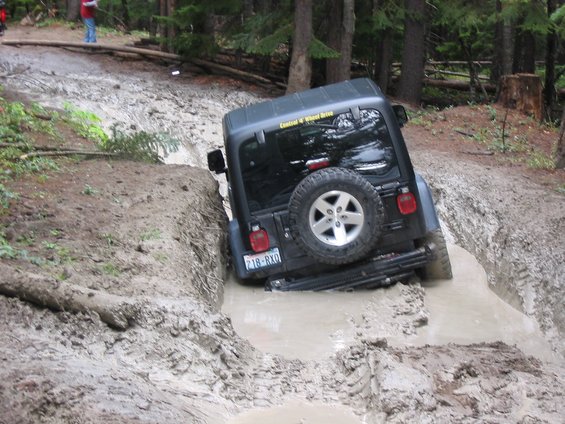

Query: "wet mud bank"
<box><xmin>414</xmin><ymin>152</ymin><xmax>565</xmax><ymax>356</ymax></box>
<box><xmin>0</xmin><ymin>41</ymin><xmax>564</xmax><ymax>423</ymax></box>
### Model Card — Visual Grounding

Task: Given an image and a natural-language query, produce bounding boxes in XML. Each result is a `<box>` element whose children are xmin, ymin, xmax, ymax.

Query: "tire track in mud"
<box><xmin>413</xmin><ymin>152</ymin><xmax>565</xmax><ymax>356</ymax></box>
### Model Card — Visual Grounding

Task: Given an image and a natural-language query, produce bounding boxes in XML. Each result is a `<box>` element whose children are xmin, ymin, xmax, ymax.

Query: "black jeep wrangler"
<box><xmin>208</xmin><ymin>78</ymin><xmax>451</xmax><ymax>291</ymax></box>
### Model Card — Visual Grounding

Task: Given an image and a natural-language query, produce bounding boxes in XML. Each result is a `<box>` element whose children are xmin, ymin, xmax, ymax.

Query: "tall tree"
<box><xmin>66</xmin><ymin>0</ymin><xmax>80</xmax><ymax>21</ymax></box>
<box><xmin>372</xmin><ymin>0</ymin><xmax>395</xmax><ymax>93</ymax></box>
<box><xmin>353</xmin><ymin>0</ymin><xmax>401</xmax><ymax>93</ymax></box>
<box><xmin>513</xmin><ymin>22</ymin><xmax>536</xmax><ymax>73</ymax></box>
<box><xmin>492</xmin><ymin>0</ymin><xmax>513</xmax><ymax>83</ymax></box>
<box><xmin>556</xmin><ymin>108</ymin><xmax>565</xmax><ymax>169</ymax></box>
<box><xmin>325</xmin><ymin>0</ymin><xmax>355</xmax><ymax>84</ymax></box>
<box><xmin>397</xmin><ymin>0</ymin><xmax>426</xmax><ymax>104</ymax></box>
<box><xmin>544</xmin><ymin>0</ymin><xmax>559</xmax><ymax>117</ymax></box>
<box><xmin>121</xmin><ymin>0</ymin><xmax>131</xmax><ymax>29</ymax></box>
<box><xmin>287</xmin><ymin>0</ymin><xmax>313</xmax><ymax>94</ymax></box>
<box><xmin>159</xmin><ymin>0</ymin><xmax>169</xmax><ymax>51</ymax></box>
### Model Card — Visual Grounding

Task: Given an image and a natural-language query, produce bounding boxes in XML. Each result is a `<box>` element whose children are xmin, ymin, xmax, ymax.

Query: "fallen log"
<box><xmin>1</xmin><ymin>39</ymin><xmax>274</xmax><ymax>86</ymax></box>
<box><xmin>20</xmin><ymin>150</ymin><xmax>118</xmax><ymax>160</ymax></box>
<box><xmin>1</xmin><ymin>39</ymin><xmax>180</xmax><ymax>60</ymax></box>
<box><xmin>189</xmin><ymin>57</ymin><xmax>272</xmax><ymax>85</ymax></box>
<box><xmin>0</xmin><ymin>142</ymin><xmax>28</xmax><ymax>149</ymax></box>
<box><xmin>423</xmin><ymin>77</ymin><xmax>497</xmax><ymax>93</ymax></box>
<box><xmin>454</xmin><ymin>129</ymin><xmax>475</xmax><ymax>138</ymax></box>
<box><xmin>0</xmin><ymin>269</ymin><xmax>139</xmax><ymax>330</ymax></box>
<box><xmin>462</xmin><ymin>150</ymin><xmax>495</xmax><ymax>156</ymax></box>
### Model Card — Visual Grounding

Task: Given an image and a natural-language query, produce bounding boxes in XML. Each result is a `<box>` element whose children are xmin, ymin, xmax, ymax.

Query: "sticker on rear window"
<box><xmin>279</xmin><ymin>111</ymin><xmax>334</xmax><ymax>129</ymax></box>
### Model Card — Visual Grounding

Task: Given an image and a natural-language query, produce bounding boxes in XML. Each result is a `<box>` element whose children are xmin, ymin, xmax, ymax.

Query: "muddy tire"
<box><xmin>421</xmin><ymin>228</ymin><xmax>452</xmax><ymax>280</ymax></box>
<box><xmin>288</xmin><ymin>167</ymin><xmax>385</xmax><ymax>265</ymax></box>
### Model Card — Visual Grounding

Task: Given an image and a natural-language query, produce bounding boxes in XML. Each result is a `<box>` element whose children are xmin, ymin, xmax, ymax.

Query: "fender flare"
<box><xmin>415</xmin><ymin>172</ymin><xmax>440</xmax><ymax>233</ymax></box>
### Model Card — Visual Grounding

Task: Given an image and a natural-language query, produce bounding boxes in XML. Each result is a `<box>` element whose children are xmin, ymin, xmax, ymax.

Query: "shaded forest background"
<box><xmin>3</xmin><ymin>0</ymin><xmax>565</xmax><ymax>164</ymax></box>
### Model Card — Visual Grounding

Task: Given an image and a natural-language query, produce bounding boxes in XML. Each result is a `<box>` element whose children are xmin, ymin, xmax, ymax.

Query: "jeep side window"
<box><xmin>240</xmin><ymin>108</ymin><xmax>398</xmax><ymax>212</ymax></box>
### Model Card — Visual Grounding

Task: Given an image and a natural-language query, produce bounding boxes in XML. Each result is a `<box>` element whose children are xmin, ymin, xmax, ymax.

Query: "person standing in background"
<box><xmin>0</xmin><ymin>0</ymin><xmax>7</xmax><ymax>36</ymax></box>
<box><xmin>81</xmin><ymin>0</ymin><xmax>98</xmax><ymax>43</ymax></box>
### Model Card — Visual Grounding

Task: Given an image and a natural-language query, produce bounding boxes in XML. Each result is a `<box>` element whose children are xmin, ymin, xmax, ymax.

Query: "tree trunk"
<box><xmin>499</xmin><ymin>74</ymin><xmax>543</xmax><ymax>121</ymax></box>
<box><xmin>150</xmin><ymin>0</ymin><xmax>160</xmax><ymax>37</ymax></box>
<box><xmin>243</xmin><ymin>0</ymin><xmax>254</xmax><ymax>18</ymax></box>
<box><xmin>340</xmin><ymin>0</ymin><xmax>355</xmax><ymax>81</ymax></box>
<box><xmin>108</xmin><ymin>0</ymin><xmax>115</xmax><ymax>26</ymax></box>
<box><xmin>325</xmin><ymin>0</ymin><xmax>355</xmax><ymax>84</ymax></box>
<box><xmin>325</xmin><ymin>0</ymin><xmax>343</xmax><ymax>84</ymax></box>
<box><xmin>167</xmin><ymin>0</ymin><xmax>176</xmax><ymax>52</ymax></box>
<box><xmin>397</xmin><ymin>0</ymin><xmax>426</xmax><ymax>105</ymax></box>
<box><xmin>66</xmin><ymin>0</ymin><xmax>81</xmax><ymax>21</ymax></box>
<box><xmin>492</xmin><ymin>0</ymin><xmax>502</xmax><ymax>82</ymax></box>
<box><xmin>556</xmin><ymin>108</ymin><xmax>565</xmax><ymax>169</ymax></box>
<box><xmin>259</xmin><ymin>0</ymin><xmax>273</xmax><ymax>14</ymax></box>
<box><xmin>513</xmin><ymin>22</ymin><xmax>536</xmax><ymax>74</ymax></box>
<box><xmin>544</xmin><ymin>0</ymin><xmax>557</xmax><ymax>118</ymax></box>
<box><xmin>501</xmin><ymin>11</ymin><xmax>513</xmax><ymax>75</ymax></box>
<box><xmin>374</xmin><ymin>30</ymin><xmax>393</xmax><ymax>94</ymax></box>
<box><xmin>204</xmin><ymin>12</ymin><xmax>216</xmax><ymax>52</ymax></box>
<box><xmin>286</xmin><ymin>0</ymin><xmax>313</xmax><ymax>94</ymax></box>
<box><xmin>256</xmin><ymin>0</ymin><xmax>274</xmax><ymax>73</ymax></box>
<box><xmin>159</xmin><ymin>0</ymin><xmax>167</xmax><ymax>51</ymax></box>
<box><xmin>521</xmin><ymin>31</ymin><xmax>536</xmax><ymax>73</ymax></box>
<box><xmin>121</xmin><ymin>0</ymin><xmax>130</xmax><ymax>29</ymax></box>
<box><xmin>372</xmin><ymin>0</ymin><xmax>393</xmax><ymax>93</ymax></box>
<box><xmin>492</xmin><ymin>0</ymin><xmax>513</xmax><ymax>82</ymax></box>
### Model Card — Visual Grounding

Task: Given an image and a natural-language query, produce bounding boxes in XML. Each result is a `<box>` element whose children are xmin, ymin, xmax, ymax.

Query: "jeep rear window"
<box><xmin>240</xmin><ymin>108</ymin><xmax>399</xmax><ymax>212</ymax></box>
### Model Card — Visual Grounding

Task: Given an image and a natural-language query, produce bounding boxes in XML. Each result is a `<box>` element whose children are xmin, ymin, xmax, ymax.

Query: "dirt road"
<box><xmin>1</xmin><ymin>26</ymin><xmax>564</xmax><ymax>423</ymax></box>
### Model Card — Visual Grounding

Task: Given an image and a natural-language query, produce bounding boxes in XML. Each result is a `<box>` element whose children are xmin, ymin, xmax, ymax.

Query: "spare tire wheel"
<box><xmin>288</xmin><ymin>167</ymin><xmax>385</xmax><ymax>265</ymax></box>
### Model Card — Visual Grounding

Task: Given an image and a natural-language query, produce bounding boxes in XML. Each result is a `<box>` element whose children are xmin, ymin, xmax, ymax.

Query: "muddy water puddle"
<box><xmin>223</xmin><ymin>244</ymin><xmax>555</xmax><ymax>361</ymax></box>
<box><xmin>409</xmin><ymin>245</ymin><xmax>555</xmax><ymax>360</ymax></box>
<box><xmin>228</xmin><ymin>400</ymin><xmax>363</xmax><ymax>424</ymax></box>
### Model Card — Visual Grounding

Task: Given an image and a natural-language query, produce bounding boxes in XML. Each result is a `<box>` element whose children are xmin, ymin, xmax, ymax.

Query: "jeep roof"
<box><xmin>224</xmin><ymin>78</ymin><xmax>396</xmax><ymax>147</ymax></box>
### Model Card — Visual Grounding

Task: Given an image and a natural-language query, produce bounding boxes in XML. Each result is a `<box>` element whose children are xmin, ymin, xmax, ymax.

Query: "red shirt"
<box><xmin>80</xmin><ymin>0</ymin><xmax>96</xmax><ymax>19</ymax></box>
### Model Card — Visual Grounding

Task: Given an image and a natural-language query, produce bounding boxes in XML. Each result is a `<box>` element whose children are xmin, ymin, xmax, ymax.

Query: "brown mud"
<box><xmin>0</xmin><ymin>24</ymin><xmax>564</xmax><ymax>423</ymax></box>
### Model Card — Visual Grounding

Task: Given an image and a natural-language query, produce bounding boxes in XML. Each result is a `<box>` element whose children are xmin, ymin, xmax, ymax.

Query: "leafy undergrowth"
<box><xmin>404</xmin><ymin>103</ymin><xmax>565</xmax><ymax>190</ymax></box>
<box><xmin>0</xmin><ymin>89</ymin><xmax>179</xmax><ymax>263</ymax></box>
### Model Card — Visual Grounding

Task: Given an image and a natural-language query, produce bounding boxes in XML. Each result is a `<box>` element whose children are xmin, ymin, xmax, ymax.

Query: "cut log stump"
<box><xmin>499</xmin><ymin>73</ymin><xmax>543</xmax><ymax>121</ymax></box>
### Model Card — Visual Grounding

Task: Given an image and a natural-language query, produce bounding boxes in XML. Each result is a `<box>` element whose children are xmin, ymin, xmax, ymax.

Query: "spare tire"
<box><xmin>288</xmin><ymin>167</ymin><xmax>385</xmax><ymax>265</ymax></box>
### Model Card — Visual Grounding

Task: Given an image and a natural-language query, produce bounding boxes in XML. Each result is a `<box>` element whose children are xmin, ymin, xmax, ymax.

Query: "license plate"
<box><xmin>244</xmin><ymin>248</ymin><xmax>282</xmax><ymax>271</ymax></box>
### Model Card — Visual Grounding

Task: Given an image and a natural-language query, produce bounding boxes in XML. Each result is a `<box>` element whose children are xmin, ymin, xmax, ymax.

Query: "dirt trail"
<box><xmin>1</xmin><ymin>26</ymin><xmax>564</xmax><ymax>423</ymax></box>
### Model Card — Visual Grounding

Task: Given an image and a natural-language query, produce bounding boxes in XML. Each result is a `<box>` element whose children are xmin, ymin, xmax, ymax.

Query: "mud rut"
<box><xmin>1</xmin><ymin>47</ymin><xmax>564</xmax><ymax>423</ymax></box>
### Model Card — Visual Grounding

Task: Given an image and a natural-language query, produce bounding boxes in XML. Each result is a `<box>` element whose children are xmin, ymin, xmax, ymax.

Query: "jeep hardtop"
<box><xmin>208</xmin><ymin>78</ymin><xmax>452</xmax><ymax>290</ymax></box>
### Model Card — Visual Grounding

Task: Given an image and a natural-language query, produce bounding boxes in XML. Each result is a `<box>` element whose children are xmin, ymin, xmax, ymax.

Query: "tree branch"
<box><xmin>20</xmin><ymin>150</ymin><xmax>119</xmax><ymax>159</ymax></box>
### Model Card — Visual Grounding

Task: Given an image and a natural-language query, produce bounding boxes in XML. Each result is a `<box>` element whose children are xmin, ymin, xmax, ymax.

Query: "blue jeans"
<box><xmin>83</xmin><ymin>18</ymin><xmax>96</xmax><ymax>43</ymax></box>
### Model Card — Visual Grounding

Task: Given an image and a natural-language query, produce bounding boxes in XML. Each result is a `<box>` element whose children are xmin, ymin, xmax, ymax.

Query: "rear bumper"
<box><xmin>266</xmin><ymin>243</ymin><xmax>435</xmax><ymax>291</ymax></box>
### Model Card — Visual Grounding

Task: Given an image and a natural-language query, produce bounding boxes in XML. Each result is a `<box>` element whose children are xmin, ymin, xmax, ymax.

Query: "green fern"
<box><xmin>309</xmin><ymin>37</ymin><xmax>340</xmax><ymax>59</ymax></box>
<box><xmin>100</xmin><ymin>125</ymin><xmax>180</xmax><ymax>163</ymax></box>
<box><xmin>249</xmin><ymin>24</ymin><xmax>293</xmax><ymax>56</ymax></box>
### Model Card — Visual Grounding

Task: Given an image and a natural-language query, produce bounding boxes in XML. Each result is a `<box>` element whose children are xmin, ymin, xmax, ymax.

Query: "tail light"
<box><xmin>306</xmin><ymin>158</ymin><xmax>330</xmax><ymax>171</ymax></box>
<box><xmin>249</xmin><ymin>226</ymin><xmax>270</xmax><ymax>252</ymax></box>
<box><xmin>397</xmin><ymin>191</ymin><xmax>417</xmax><ymax>215</ymax></box>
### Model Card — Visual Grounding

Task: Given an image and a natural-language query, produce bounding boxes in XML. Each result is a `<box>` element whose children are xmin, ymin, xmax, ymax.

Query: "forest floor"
<box><xmin>0</xmin><ymin>23</ymin><xmax>564</xmax><ymax>423</ymax></box>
